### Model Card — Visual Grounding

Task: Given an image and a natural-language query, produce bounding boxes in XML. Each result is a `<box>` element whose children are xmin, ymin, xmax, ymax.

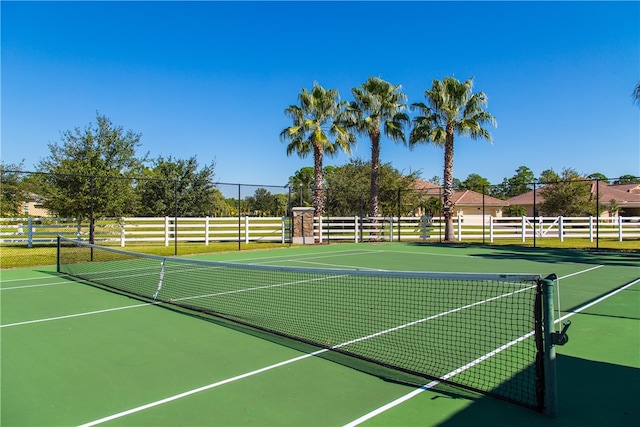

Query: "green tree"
<box><xmin>137</xmin><ymin>156</ymin><xmax>222</xmax><ymax>217</ymax></box>
<box><xmin>209</xmin><ymin>190</ymin><xmax>230</xmax><ymax>217</ymax></box>
<box><xmin>409</xmin><ymin>77</ymin><xmax>496</xmax><ymax>241</ymax></box>
<box><xmin>607</xmin><ymin>199</ymin><xmax>619</xmax><ymax>217</ymax></box>
<box><xmin>280</xmin><ymin>83</ymin><xmax>356</xmax><ymax>217</ymax></box>
<box><xmin>452</xmin><ymin>178</ymin><xmax>464</xmax><ymax>190</ymax></box>
<box><xmin>274</xmin><ymin>193</ymin><xmax>289</xmax><ymax>217</ymax></box>
<box><xmin>424</xmin><ymin>197</ymin><xmax>442</xmax><ymax>217</ymax></box>
<box><xmin>427</xmin><ymin>175</ymin><xmax>441</xmax><ymax>186</ymax></box>
<box><xmin>461</xmin><ymin>173</ymin><xmax>490</xmax><ymax>192</ymax></box>
<box><xmin>36</xmin><ymin>113</ymin><xmax>146</xmax><ymax>217</ymax></box>
<box><xmin>324</xmin><ymin>158</ymin><xmax>420</xmax><ymax>216</ymax></box>
<box><xmin>224</xmin><ymin>198</ymin><xmax>250</xmax><ymax>216</ymax></box>
<box><xmin>613</xmin><ymin>174</ymin><xmax>640</xmax><ymax>184</ymax></box>
<box><xmin>0</xmin><ymin>162</ymin><xmax>28</xmax><ymax>216</ymax></box>
<box><xmin>539</xmin><ymin>168</ymin><xmax>560</xmax><ymax>184</ymax></box>
<box><xmin>245</xmin><ymin>188</ymin><xmax>282</xmax><ymax>216</ymax></box>
<box><xmin>494</xmin><ymin>166</ymin><xmax>535</xmax><ymax>198</ymax></box>
<box><xmin>504</xmin><ymin>205</ymin><xmax>527</xmax><ymax>217</ymax></box>
<box><xmin>347</xmin><ymin>76</ymin><xmax>409</xmax><ymax>217</ymax></box>
<box><xmin>539</xmin><ymin>168</ymin><xmax>593</xmax><ymax>216</ymax></box>
<box><xmin>587</xmin><ymin>172</ymin><xmax>608</xmax><ymax>182</ymax></box>
<box><xmin>288</xmin><ymin>166</ymin><xmax>315</xmax><ymax>207</ymax></box>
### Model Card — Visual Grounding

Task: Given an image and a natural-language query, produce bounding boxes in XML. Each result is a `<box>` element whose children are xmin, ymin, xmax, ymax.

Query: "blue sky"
<box><xmin>2</xmin><ymin>1</ymin><xmax>639</xmax><ymax>188</ymax></box>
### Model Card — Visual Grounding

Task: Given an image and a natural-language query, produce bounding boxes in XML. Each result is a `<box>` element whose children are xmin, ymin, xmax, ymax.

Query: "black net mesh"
<box><xmin>57</xmin><ymin>236</ymin><xmax>544</xmax><ymax>410</ymax></box>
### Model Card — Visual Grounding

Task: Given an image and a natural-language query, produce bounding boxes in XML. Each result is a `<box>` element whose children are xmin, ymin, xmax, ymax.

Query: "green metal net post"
<box><xmin>542</xmin><ymin>275</ymin><xmax>558</xmax><ymax>417</ymax></box>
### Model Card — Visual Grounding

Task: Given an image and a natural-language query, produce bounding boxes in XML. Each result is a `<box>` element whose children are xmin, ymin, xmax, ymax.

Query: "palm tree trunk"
<box><xmin>369</xmin><ymin>129</ymin><xmax>381</xmax><ymax>218</ymax></box>
<box><xmin>443</xmin><ymin>125</ymin><xmax>455</xmax><ymax>242</ymax></box>
<box><xmin>313</xmin><ymin>142</ymin><xmax>324</xmax><ymax>218</ymax></box>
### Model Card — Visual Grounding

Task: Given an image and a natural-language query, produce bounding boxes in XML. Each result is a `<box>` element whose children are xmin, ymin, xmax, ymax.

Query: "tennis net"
<box><xmin>57</xmin><ymin>236</ymin><xmax>552</xmax><ymax>412</ymax></box>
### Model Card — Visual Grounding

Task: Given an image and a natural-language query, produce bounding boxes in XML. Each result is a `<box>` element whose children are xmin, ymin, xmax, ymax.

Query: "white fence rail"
<box><xmin>120</xmin><ymin>216</ymin><xmax>290</xmax><ymax>246</ymax></box>
<box><xmin>0</xmin><ymin>217</ymin><xmax>87</xmax><ymax>247</ymax></box>
<box><xmin>1</xmin><ymin>215</ymin><xmax>639</xmax><ymax>246</ymax></box>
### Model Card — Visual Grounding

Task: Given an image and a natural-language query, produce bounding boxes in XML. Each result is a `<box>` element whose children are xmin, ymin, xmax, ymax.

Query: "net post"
<box><xmin>542</xmin><ymin>274</ymin><xmax>558</xmax><ymax>417</ymax></box>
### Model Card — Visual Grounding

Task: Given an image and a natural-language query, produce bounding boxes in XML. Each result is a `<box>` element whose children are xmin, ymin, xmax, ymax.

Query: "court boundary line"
<box><xmin>195</xmin><ymin>248</ymin><xmax>384</xmax><ymax>264</ymax></box>
<box><xmin>78</xmin><ymin>350</ymin><xmax>327</xmax><ymax>427</ymax></box>
<box><xmin>1</xmin><ymin>275</ymin><xmax>66</xmax><ymax>283</ymax></box>
<box><xmin>0</xmin><ymin>279</ymin><xmax>76</xmax><ymax>290</ymax></box>
<box><xmin>0</xmin><ymin>302</ymin><xmax>157</xmax><ymax>328</ymax></box>
<box><xmin>284</xmin><ymin>259</ymin><xmax>386</xmax><ymax>270</ymax></box>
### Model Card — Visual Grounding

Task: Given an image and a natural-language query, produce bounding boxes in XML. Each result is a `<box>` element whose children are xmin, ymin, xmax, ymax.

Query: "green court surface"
<box><xmin>1</xmin><ymin>242</ymin><xmax>638</xmax><ymax>426</ymax></box>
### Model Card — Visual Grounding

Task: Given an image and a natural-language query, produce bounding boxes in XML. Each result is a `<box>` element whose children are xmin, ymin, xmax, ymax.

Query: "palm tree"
<box><xmin>348</xmin><ymin>76</ymin><xmax>409</xmax><ymax>217</ymax></box>
<box><xmin>409</xmin><ymin>77</ymin><xmax>497</xmax><ymax>242</ymax></box>
<box><xmin>280</xmin><ymin>83</ymin><xmax>355</xmax><ymax>217</ymax></box>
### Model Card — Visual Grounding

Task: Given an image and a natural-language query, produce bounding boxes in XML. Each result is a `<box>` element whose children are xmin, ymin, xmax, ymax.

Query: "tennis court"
<box><xmin>1</xmin><ymin>242</ymin><xmax>638</xmax><ymax>426</ymax></box>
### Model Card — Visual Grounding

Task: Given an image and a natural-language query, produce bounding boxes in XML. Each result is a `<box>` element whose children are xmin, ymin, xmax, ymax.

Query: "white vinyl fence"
<box><xmin>0</xmin><ymin>217</ymin><xmax>90</xmax><ymax>247</ymax></box>
<box><xmin>1</xmin><ymin>215</ymin><xmax>639</xmax><ymax>247</ymax></box>
<box><xmin>120</xmin><ymin>216</ymin><xmax>290</xmax><ymax>245</ymax></box>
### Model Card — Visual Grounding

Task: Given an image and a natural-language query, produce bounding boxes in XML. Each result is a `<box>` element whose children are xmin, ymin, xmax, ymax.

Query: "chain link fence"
<box><xmin>2</xmin><ymin>170</ymin><xmax>639</xmax><ymax>268</ymax></box>
<box><xmin>0</xmin><ymin>170</ymin><xmax>292</xmax><ymax>267</ymax></box>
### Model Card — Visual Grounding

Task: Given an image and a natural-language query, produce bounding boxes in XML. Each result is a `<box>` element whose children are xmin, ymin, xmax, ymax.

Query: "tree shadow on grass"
<box><xmin>436</xmin><ymin>354</ymin><xmax>640</xmax><ymax>426</ymax></box>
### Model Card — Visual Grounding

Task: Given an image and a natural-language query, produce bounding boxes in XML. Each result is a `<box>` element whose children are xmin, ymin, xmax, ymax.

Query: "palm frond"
<box><xmin>412</xmin><ymin>76</ymin><xmax>495</xmax><ymax>148</ymax></box>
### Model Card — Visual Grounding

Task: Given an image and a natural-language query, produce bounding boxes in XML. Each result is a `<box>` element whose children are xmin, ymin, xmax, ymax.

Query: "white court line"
<box><xmin>380</xmin><ymin>250</ymin><xmax>481</xmax><ymax>259</ymax></box>
<box><xmin>76</xmin><ymin>284</ymin><xmax>529</xmax><ymax>426</ymax></box>
<box><xmin>206</xmin><ymin>249</ymin><xmax>384</xmax><ymax>264</ymax></box>
<box><xmin>286</xmin><ymin>259</ymin><xmax>386</xmax><ymax>270</ymax></box>
<box><xmin>342</xmin><ymin>270</ymin><xmax>637</xmax><ymax>426</ymax></box>
<box><xmin>0</xmin><ymin>303</ymin><xmax>157</xmax><ymax>328</ymax></box>
<box><xmin>172</xmin><ymin>274</ymin><xmax>348</xmax><ymax>302</ymax></box>
<box><xmin>558</xmin><ymin>264</ymin><xmax>603</xmax><ymax>278</ymax></box>
<box><xmin>77</xmin><ymin>350</ymin><xmax>329</xmax><ymax>427</ymax></box>
<box><xmin>1</xmin><ymin>274</ymin><xmax>65</xmax><ymax>283</ymax></box>
<box><xmin>0</xmin><ymin>280</ymin><xmax>75</xmax><ymax>290</ymax></box>
<box><xmin>249</xmin><ymin>250</ymin><xmax>385</xmax><ymax>267</ymax></box>
<box><xmin>1</xmin><ymin>264</ymin><xmax>225</xmax><ymax>291</ymax></box>
<box><xmin>558</xmin><ymin>276</ymin><xmax>640</xmax><ymax>321</ymax></box>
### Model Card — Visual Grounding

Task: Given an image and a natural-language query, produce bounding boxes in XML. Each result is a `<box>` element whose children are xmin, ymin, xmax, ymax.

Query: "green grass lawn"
<box><xmin>0</xmin><ymin>241</ymin><xmax>290</xmax><ymax>269</ymax></box>
<box><xmin>2</xmin><ymin>237</ymin><xmax>638</xmax><ymax>269</ymax></box>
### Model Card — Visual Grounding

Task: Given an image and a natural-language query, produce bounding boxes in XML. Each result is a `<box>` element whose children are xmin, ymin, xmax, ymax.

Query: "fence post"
<box><xmin>76</xmin><ymin>218</ymin><xmax>82</xmax><ymax>242</ymax></box>
<box><xmin>27</xmin><ymin>217</ymin><xmax>33</xmax><ymax>248</ymax></box>
<box><xmin>245</xmin><ymin>216</ymin><xmax>250</xmax><ymax>244</ymax></box>
<box><xmin>618</xmin><ymin>217</ymin><xmax>623</xmax><ymax>242</ymax></box>
<box><xmin>354</xmin><ymin>216</ymin><xmax>359</xmax><ymax>243</ymax></box>
<box><xmin>589</xmin><ymin>216</ymin><xmax>594</xmax><ymax>242</ymax></box>
<box><xmin>205</xmin><ymin>216</ymin><xmax>210</xmax><ymax>246</ymax></box>
<box><xmin>559</xmin><ymin>216</ymin><xmax>564</xmax><ymax>242</ymax></box>
<box><xmin>164</xmin><ymin>216</ymin><xmax>170</xmax><ymax>247</ymax></box>
<box><xmin>389</xmin><ymin>217</ymin><xmax>394</xmax><ymax>242</ymax></box>
<box><xmin>538</xmin><ymin>217</ymin><xmax>543</xmax><ymax>239</ymax></box>
<box><xmin>522</xmin><ymin>216</ymin><xmax>526</xmax><ymax>242</ymax></box>
<box><xmin>318</xmin><ymin>215</ymin><xmax>323</xmax><ymax>243</ymax></box>
<box><xmin>120</xmin><ymin>217</ymin><xmax>125</xmax><ymax>247</ymax></box>
<box><xmin>457</xmin><ymin>216</ymin><xmax>462</xmax><ymax>241</ymax></box>
<box><xmin>489</xmin><ymin>215</ymin><xmax>494</xmax><ymax>243</ymax></box>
